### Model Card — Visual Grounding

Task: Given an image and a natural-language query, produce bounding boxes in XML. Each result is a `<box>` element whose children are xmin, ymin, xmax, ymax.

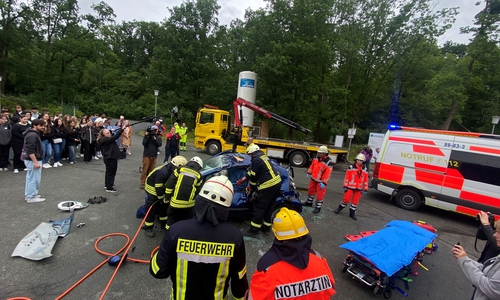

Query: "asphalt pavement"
<box><xmin>0</xmin><ymin>126</ymin><xmax>483</xmax><ymax>300</ymax></box>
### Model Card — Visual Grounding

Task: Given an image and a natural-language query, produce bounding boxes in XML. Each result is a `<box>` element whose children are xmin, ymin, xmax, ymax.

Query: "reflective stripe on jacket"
<box><xmin>248</xmin><ymin>252</ymin><xmax>336</xmax><ymax>300</ymax></box>
<box><xmin>165</xmin><ymin>164</ymin><xmax>202</xmax><ymax>208</ymax></box>
<box><xmin>246</xmin><ymin>151</ymin><xmax>281</xmax><ymax>191</ymax></box>
<box><xmin>307</xmin><ymin>156</ymin><xmax>333</xmax><ymax>185</ymax></box>
<box><xmin>149</xmin><ymin>214</ymin><xmax>249</xmax><ymax>299</ymax></box>
<box><xmin>343</xmin><ymin>163</ymin><xmax>369</xmax><ymax>191</ymax></box>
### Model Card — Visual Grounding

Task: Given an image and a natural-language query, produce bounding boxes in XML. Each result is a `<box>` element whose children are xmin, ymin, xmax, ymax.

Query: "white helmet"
<box><xmin>246</xmin><ymin>144</ymin><xmax>260</xmax><ymax>154</ymax></box>
<box><xmin>318</xmin><ymin>145</ymin><xmax>328</xmax><ymax>154</ymax></box>
<box><xmin>199</xmin><ymin>175</ymin><xmax>234</xmax><ymax>207</ymax></box>
<box><xmin>190</xmin><ymin>156</ymin><xmax>203</xmax><ymax>168</ymax></box>
<box><xmin>171</xmin><ymin>156</ymin><xmax>188</xmax><ymax>167</ymax></box>
<box><xmin>355</xmin><ymin>153</ymin><xmax>366</xmax><ymax>162</ymax></box>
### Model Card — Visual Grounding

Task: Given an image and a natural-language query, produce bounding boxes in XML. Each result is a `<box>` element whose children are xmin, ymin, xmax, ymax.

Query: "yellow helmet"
<box><xmin>272</xmin><ymin>207</ymin><xmax>309</xmax><ymax>241</ymax></box>
<box><xmin>355</xmin><ymin>153</ymin><xmax>366</xmax><ymax>162</ymax></box>
<box><xmin>318</xmin><ymin>145</ymin><xmax>328</xmax><ymax>154</ymax></box>
<box><xmin>171</xmin><ymin>156</ymin><xmax>188</xmax><ymax>167</ymax></box>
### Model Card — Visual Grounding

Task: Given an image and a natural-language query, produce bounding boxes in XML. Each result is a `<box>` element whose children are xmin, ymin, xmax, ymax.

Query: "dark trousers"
<box><xmin>166</xmin><ymin>206</ymin><xmax>194</xmax><ymax>229</ymax></box>
<box><xmin>104</xmin><ymin>158</ymin><xmax>118</xmax><ymax>189</ymax></box>
<box><xmin>82</xmin><ymin>140</ymin><xmax>95</xmax><ymax>162</ymax></box>
<box><xmin>12</xmin><ymin>143</ymin><xmax>25</xmax><ymax>170</ymax></box>
<box><xmin>163</xmin><ymin>148</ymin><xmax>179</xmax><ymax>163</ymax></box>
<box><xmin>144</xmin><ymin>194</ymin><xmax>168</xmax><ymax>228</ymax></box>
<box><xmin>250</xmin><ymin>184</ymin><xmax>280</xmax><ymax>229</ymax></box>
<box><xmin>0</xmin><ymin>144</ymin><xmax>10</xmax><ymax>168</ymax></box>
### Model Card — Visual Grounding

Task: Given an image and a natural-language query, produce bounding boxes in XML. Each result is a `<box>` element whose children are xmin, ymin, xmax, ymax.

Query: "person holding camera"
<box><xmin>140</xmin><ymin>125</ymin><xmax>162</xmax><ymax>189</ymax></box>
<box><xmin>477</xmin><ymin>211</ymin><xmax>500</xmax><ymax>263</ymax></box>
<box><xmin>452</xmin><ymin>219</ymin><xmax>500</xmax><ymax>300</ymax></box>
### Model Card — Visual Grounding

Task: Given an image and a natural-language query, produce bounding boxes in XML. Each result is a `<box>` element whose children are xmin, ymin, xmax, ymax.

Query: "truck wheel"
<box><xmin>206</xmin><ymin>141</ymin><xmax>221</xmax><ymax>155</ymax></box>
<box><xmin>289</xmin><ymin>151</ymin><xmax>307</xmax><ymax>168</ymax></box>
<box><xmin>395</xmin><ymin>188</ymin><xmax>422</xmax><ymax>211</ymax></box>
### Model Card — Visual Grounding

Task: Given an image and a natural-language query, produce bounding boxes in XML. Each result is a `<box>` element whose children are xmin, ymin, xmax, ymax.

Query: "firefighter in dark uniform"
<box><xmin>247</xmin><ymin>207</ymin><xmax>336</xmax><ymax>299</ymax></box>
<box><xmin>150</xmin><ymin>175</ymin><xmax>249</xmax><ymax>300</ymax></box>
<box><xmin>142</xmin><ymin>156</ymin><xmax>187</xmax><ymax>238</ymax></box>
<box><xmin>237</xmin><ymin>144</ymin><xmax>282</xmax><ymax>235</ymax></box>
<box><xmin>164</xmin><ymin>156</ymin><xmax>203</xmax><ymax>230</ymax></box>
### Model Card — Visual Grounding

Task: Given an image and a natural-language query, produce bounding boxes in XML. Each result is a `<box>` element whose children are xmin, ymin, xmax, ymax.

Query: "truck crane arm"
<box><xmin>233</xmin><ymin>97</ymin><xmax>312</xmax><ymax>135</ymax></box>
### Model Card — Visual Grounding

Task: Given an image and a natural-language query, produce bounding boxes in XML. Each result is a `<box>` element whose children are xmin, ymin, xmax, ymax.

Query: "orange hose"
<box><xmin>53</xmin><ymin>202</ymin><xmax>157</xmax><ymax>299</ymax></box>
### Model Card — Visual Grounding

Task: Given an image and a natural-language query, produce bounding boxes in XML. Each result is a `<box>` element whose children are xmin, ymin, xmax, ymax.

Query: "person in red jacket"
<box><xmin>334</xmin><ymin>153</ymin><xmax>369</xmax><ymax>220</ymax></box>
<box><xmin>246</xmin><ymin>207</ymin><xmax>336</xmax><ymax>299</ymax></box>
<box><xmin>303</xmin><ymin>145</ymin><xmax>333</xmax><ymax>214</ymax></box>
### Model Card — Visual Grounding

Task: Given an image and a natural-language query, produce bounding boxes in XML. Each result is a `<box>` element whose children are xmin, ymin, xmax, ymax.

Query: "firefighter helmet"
<box><xmin>355</xmin><ymin>153</ymin><xmax>366</xmax><ymax>162</ymax></box>
<box><xmin>246</xmin><ymin>144</ymin><xmax>260</xmax><ymax>154</ymax></box>
<box><xmin>199</xmin><ymin>175</ymin><xmax>234</xmax><ymax>207</ymax></box>
<box><xmin>272</xmin><ymin>207</ymin><xmax>309</xmax><ymax>240</ymax></box>
<box><xmin>318</xmin><ymin>145</ymin><xmax>328</xmax><ymax>154</ymax></box>
<box><xmin>190</xmin><ymin>156</ymin><xmax>203</xmax><ymax>168</ymax></box>
<box><xmin>171</xmin><ymin>156</ymin><xmax>188</xmax><ymax>167</ymax></box>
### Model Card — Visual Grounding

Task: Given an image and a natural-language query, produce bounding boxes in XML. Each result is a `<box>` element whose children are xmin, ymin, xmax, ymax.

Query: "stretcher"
<box><xmin>340</xmin><ymin>220</ymin><xmax>437</xmax><ymax>299</ymax></box>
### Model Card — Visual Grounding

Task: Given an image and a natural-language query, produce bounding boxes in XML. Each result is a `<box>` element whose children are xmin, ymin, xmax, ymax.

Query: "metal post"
<box><xmin>492</xmin><ymin>116</ymin><xmax>500</xmax><ymax>134</ymax></box>
<box><xmin>154</xmin><ymin>90</ymin><xmax>159</xmax><ymax>117</ymax></box>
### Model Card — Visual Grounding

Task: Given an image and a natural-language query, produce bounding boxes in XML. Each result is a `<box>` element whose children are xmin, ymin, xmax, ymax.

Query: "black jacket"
<box><xmin>478</xmin><ymin>224</ymin><xmax>500</xmax><ymax>263</ymax></box>
<box><xmin>11</xmin><ymin>123</ymin><xmax>30</xmax><ymax>147</ymax></box>
<box><xmin>165</xmin><ymin>161</ymin><xmax>202</xmax><ymax>208</ymax></box>
<box><xmin>98</xmin><ymin>128</ymin><xmax>123</xmax><ymax>160</ymax></box>
<box><xmin>245</xmin><ymin>150</ymin><xmax>282</xmax><ymax>191</ymax></box>
<box><xmin>142</xmin><ymin>134</ymin><xmax>162</xmax><ymax>157</ymax></box>
<box><xmin>145</xmin><ymin>163</ymin><xmax>176</xmax><ymax>200</ymax></box>
<box><xmin>150</xmin><ymin>217</ymin><xmax>248</xmax><ymax>299</ymax></box>
<box><xmin>66</xmin><ymin>127</ymin><xmax>81</xmax><ymax>146</ymax></box>
<box><xmin>23</xmin><ymin>128</ymin><xmax>43</xmax><ymax>161</ymax></box>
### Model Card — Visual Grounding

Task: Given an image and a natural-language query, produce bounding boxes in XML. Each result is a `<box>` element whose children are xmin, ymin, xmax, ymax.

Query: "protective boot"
<box><xmin>246</xmin><ymin>226</ymin><xmax>259</xmax><ymax>236</ymax></box>
<box><xmin>261</xmin><ymin>225</ymin><xmax>271</xmax><ymax>234</ymax></box>
<box><xmin>142</xmin><ymin>225</ymin><xmax>155</xmax><ymax>238</ymax></box>
<box><xmin>349</xmin><ymin>208</ymin><xmax>357</xmax><ymax>220</ymax></box>
<box><xmin>303</xmin><ymin>196</ymin><xmax>314</xmax><ymax>207</ymax></box>
<box><xmin>334</xmin><ymin>205</ymin><xmax>344</xmax><ymax>214</ymax></box>
<box><xmin>313</xmin><ymin>207</ymin><xmax>321</xmax><ymax>214</ymax></box>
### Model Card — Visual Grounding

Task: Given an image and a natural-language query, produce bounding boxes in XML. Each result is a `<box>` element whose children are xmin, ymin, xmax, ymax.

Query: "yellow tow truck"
<box><xmin>194</xmin><ymin>98</ymin><xmax>347</xmax><ymax>167</ymax></box>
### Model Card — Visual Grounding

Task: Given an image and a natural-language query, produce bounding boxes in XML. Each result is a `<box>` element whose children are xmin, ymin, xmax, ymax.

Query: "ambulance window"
<box><xmin>484</xmin><ymin>159</ymin><xmax>500</xmax><ymax>186</ymax></box>
<box><xmin>221</xmin><ymin>115</ymin><xmax>228</xmax><ymax>122</ymax></box>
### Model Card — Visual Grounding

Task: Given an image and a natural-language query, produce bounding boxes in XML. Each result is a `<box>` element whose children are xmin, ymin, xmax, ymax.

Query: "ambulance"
<box><xmin>371</xmin><ymin>125</ymin><xmax>500</xmax><ymax>218</ymax></box>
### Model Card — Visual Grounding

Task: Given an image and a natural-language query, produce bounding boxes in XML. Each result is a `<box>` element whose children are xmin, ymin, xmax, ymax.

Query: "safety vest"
<box><xmin>248</xmin><ymin>252</ymin><xmax>336</xmax><ymax>300</ymax></box>
<box><xmin>343</xmin><ymin>163</ymin><xmax>369</xmax><ymax>191</ymax></box>
<box><xmin>307</xmin><ymin>156</ymin><xmax>333</xmax><ymax>185</ymax></box>
<box><xmin>179</xmin><ymin>126</ymin><xmax>188</xmax><ymax>142</ymax></box>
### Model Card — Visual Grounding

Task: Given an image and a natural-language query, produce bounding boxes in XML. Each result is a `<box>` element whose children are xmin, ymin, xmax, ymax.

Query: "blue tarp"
<box><xmin>340</xmin><ymin>220</ymin><xmax>437</xmax><ymax>276</ymax></box>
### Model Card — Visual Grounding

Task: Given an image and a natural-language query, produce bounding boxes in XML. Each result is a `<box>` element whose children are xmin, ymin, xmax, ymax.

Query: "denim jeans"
<box><xmin>67</xmin><ymin>145</ymin><xmax>76</xmax><ymax>163</ymax></box>
<box><xmin>25</xmin><ymin>160</ymin><xmax>42</xmax><ymax>199</ymax></box>
<box><xmin>52</xmin><ymin>139</ymin><xmax>66</xmax><ymax>163</ymax></box>
<box><xmin>41</xmin><ymin>140</ymin><xmax>52</xmax><ymax>164</ymax></box>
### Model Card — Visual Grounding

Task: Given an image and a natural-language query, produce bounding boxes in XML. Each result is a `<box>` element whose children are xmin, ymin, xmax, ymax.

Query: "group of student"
<box><xmin>0</xmin><ymin>105</ymin><xmax>132</xmax><ymax>173</ymax></box>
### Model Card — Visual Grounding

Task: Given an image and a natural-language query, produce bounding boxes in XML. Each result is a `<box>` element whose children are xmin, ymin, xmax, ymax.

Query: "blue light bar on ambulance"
<box><xmin>388</xmin><ymin>124</ymin><xmax>401</xmax><ymax>130</ymax></box>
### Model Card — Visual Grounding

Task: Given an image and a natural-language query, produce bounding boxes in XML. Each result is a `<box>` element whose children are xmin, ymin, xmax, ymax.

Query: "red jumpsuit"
<box><xmin>306</xmin><ymin>156</ymin><xmax>333</xmax><ymax>209</ymax></box>
<box><xmin>341</xmin><ymin>163</ymin><xmax>369</xmax><ymax>209</ymax></box>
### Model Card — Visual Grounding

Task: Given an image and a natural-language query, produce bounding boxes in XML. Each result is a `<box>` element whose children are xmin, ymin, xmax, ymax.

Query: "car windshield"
<box><xmin>202</xmin><ymin>155</ymin><xmax>226</xmax><ymax>172</ymax></box>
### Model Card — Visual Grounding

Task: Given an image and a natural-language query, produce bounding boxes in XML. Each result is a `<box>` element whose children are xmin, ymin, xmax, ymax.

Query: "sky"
<box><xmin>79</xmin><ymin>0</ymin><xmax>483</xmax><ymax>45</ymax></box>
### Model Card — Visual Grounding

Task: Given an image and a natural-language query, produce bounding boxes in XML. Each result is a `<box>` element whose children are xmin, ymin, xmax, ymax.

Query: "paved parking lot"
<box><xmin>0</xmin><ymin>127</ymin><xmax>483</xmax><ymax>299</ymax></box>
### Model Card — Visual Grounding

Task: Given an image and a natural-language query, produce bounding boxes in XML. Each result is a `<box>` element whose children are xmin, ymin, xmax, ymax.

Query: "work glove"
<box><xmin>237</xmin><ymin>179</ymin><xmax>244</xmax><ymax>186</ymax></box>
<box><xmin>246</xmin><ymin>185</ymin><xmax>254</xmax><ymax>195</ymax></box>
<box><xmin>343</xmin><ymin>188</ymin><xmax>347</xmax><ymax>193</ymax></box>
<box><xmin>320</xmin><ymin>183</ymin><xmax>326</xmax><ymax>189</ymax></box>
<box><xmin>306</xmin><ymin>174</ymin><xmax>311</xmax><ymax>179</ymax></box>
<box><xmin>364</xmin><ymin>190</ymin><xmax>368</xmax><ymax>194</ymax></box>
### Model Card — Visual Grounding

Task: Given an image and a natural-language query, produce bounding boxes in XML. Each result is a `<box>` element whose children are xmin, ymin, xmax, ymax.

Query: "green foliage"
<box><xmin>0</xmin><ymin>0</ymin><xmax>499</xmax><ymax>139</ymax></box>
